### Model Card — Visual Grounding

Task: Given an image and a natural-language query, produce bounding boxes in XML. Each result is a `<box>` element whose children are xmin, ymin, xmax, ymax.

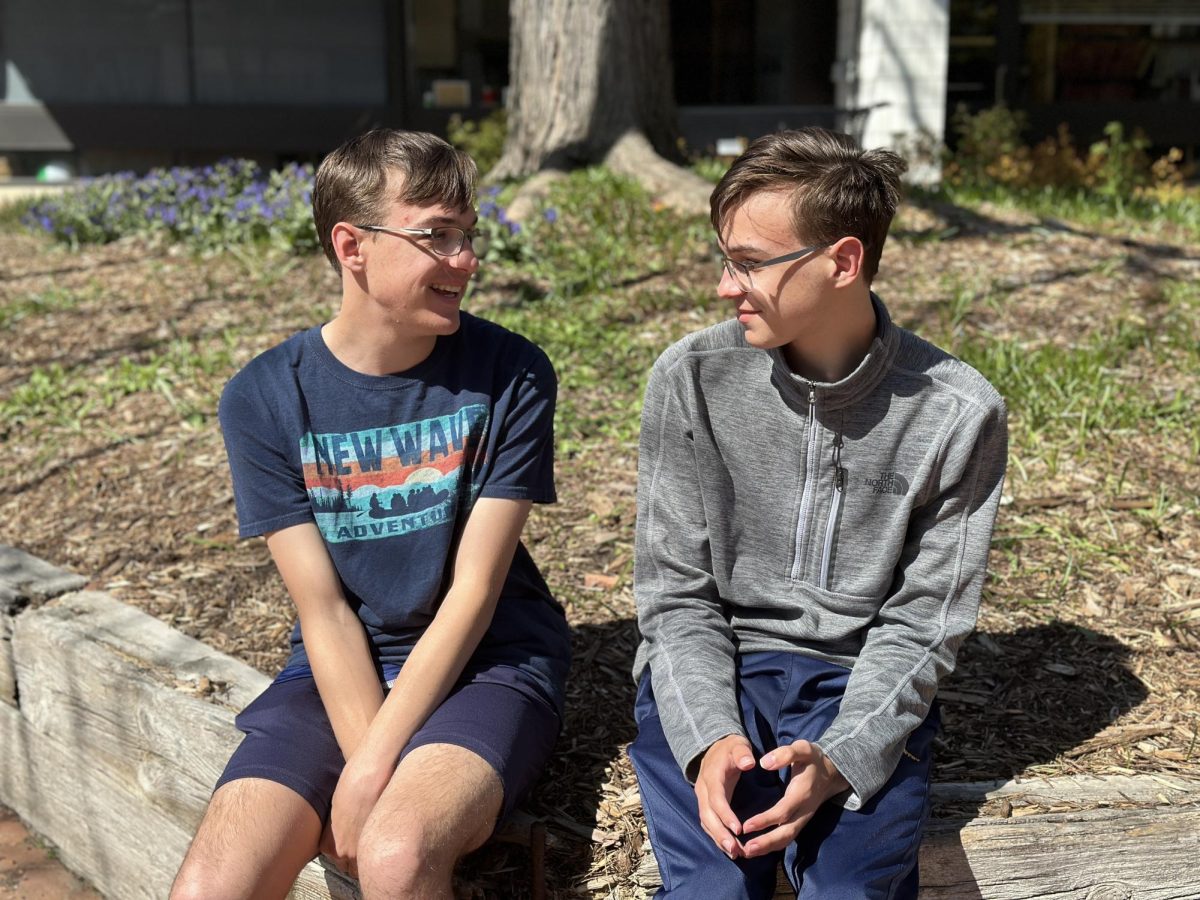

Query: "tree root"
<box><xmin>498</xmin><ymin>131</ymin><xmax>713</xmax><ymax>223</ymax></box>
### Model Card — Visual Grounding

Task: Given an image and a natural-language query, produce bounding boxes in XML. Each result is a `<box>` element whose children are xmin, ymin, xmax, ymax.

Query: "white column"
<box><xmin>854</xmin><ymin>0</ymin><xmax>949</xmax><ymax>184</ymax></box>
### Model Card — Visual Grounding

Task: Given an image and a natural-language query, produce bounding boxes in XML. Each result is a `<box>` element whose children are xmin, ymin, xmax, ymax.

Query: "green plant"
<box><xmin>447</xmin><ymin>109</ymin><xmax>508</xmax><ymax>175</ymax></box>
<box><xmin>945</xmin><ymin>106</ymin><xmax>1191</xmax><ymax>207</ymax></box>
<box><xmin>0</xmin><ymin>195</ymin><xmax>37</xmax><ymax>229</ymax></box>
<box><xmin>1087</xmin><ymin>121</ymin><xmax>1152</xmax><ymax>199</ymax></box>
<box><xmin>0</xmin><ymin>285</ymin><xmax>90</xmax><ymax>330</ymax></box>
<box><xmin>514</xmin><ymin>168</ymin><xmax>709</xmax><ymax>299</ymax></box>
<box><xmin>690</xmin><ymin>157</ymin><xmax>729</xmax><ymax>184</ymax></box>
<box><xmin>1</xmin><ymin>337</ymin><xmax>234</xmax><ymax>438</ymax></box>
<box><xmin>946</xmin><ymin>103</ymin><xmax>1030</xmax><ymax>188</ymax></box>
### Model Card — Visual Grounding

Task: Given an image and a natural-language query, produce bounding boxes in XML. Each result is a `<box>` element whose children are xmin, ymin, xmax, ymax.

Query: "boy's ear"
<box><xmin>331</xmin><ymin>222</ymin><xmax>367</xmax><ymax>272</ymax></box>
<box><xmin>829</xmin><ymin>236</ymin><xmax>865</xmax><ymax>286</ymax></box>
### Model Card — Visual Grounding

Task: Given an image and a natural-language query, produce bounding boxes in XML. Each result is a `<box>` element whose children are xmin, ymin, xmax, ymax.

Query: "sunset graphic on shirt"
<box><xmin>300</xmin><ymin>403</ymin><xmax>488</xmax><ymax>543</ymax></box>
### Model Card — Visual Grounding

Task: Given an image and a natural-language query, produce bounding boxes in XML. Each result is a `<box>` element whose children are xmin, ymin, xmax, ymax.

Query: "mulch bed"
<box><xmin>2</xmin><ymin>198</ymin><xmax>1198</xmax><ymax>898</ymax></box>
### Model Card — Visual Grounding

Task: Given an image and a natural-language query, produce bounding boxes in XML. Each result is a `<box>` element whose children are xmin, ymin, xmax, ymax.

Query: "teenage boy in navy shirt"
<box><xmin>171</xmin><ymin>130</ymin><xmax>570</xmax><ymax>899</ymax></box>
<box><xmin>632</xmin><ymin>128</ymin><xmax>1007</xmax><ymax>898</ymax></box>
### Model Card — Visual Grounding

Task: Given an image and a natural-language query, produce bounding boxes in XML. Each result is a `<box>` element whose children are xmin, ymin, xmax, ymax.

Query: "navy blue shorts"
<box><xmin>215</xmin><ymin>671</ymin><xmax>561</xmax><ymax>825</ymax></box>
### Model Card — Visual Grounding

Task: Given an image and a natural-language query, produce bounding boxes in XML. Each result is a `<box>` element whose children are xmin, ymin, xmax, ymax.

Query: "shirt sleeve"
<box><xmin>218</xmin><ymin>372</ymin><xmax>313</xmax><ymax>538</ymax></box>
<box><xmin>634</xmin><ymin>352</ymin><xmax>744</xmax><ymax>780</ymax></box>
<box><xmin>477</xmin><ymin>344</ymin><xmax>557</xmax><ymax>504</ymax></box>
<box><xmin>816</xmin><ymin>395</ymin><xmax>1008</xmax><ymax>810</ymax></box>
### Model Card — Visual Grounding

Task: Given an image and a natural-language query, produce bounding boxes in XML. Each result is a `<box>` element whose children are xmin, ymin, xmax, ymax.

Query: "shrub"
<box><xmin>23</xmin><ymin>160</ymin><xmax>319</xmax><ymax>254</ymax></box>
<box><xmin>447</xmin><ymin>109</ymin><xmax>508</xmax><ymax>175</ymax></box>
<box><xmin>946</xmin><ymin>104</ymin><xmax>1032</xmax><ymax>188</ymax></box>
<box><xmin>945</xmin><ymin>104</ymin><xmax>1189</xmax><ymax>196</ymax></box>
<box><xmin>522</xmin><ymin>168</ymin><xmax>708</xmax><ymax>298</ymax></box>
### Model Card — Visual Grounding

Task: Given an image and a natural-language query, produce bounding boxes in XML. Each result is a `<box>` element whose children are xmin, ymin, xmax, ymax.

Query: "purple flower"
<box><xmin>508</xmin><ymin>221</ymin><xmax>520</xmax><ymax>235</ymax></box>
<box><xmin>543</xmin><ymin>208</ymin><xmax>558</xmax><ymax>223</ymax></box>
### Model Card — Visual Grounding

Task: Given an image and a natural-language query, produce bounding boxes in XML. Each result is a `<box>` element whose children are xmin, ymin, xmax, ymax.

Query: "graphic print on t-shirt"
<box><xmin>300</xmin><ymin>404</ymin><xmax>488</xmax><ymax>543</ymax></box>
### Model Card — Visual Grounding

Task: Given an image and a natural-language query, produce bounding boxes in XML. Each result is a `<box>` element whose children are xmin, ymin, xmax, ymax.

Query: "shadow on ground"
<box><xmin>457</xmin><ymin>617</ymin><xmax>1148</xmax><ymax>897</ymax></box>
<box><xmin>940</xmin><ymin>621</ymin><xmax>1148</xmax><ymax>784</ymax></box>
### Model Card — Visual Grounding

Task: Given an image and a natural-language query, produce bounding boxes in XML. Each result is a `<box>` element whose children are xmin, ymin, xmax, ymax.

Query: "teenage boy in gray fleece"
<box><xmin>630</xmin><ymin>128</ymin><xmax>1008</xmax><ymax>899</ymax></box>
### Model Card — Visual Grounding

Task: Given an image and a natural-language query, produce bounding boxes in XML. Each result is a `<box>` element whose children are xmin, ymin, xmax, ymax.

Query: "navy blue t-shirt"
<box><xmin>218</xmin><ymin>312</ymin><xmax>570</xmax><ymax>714</ymax></box>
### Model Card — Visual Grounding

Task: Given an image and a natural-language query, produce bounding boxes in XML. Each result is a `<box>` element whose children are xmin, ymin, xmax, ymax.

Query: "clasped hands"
<box><xmin>695</xmin><ymin>734</ymin><xmax>850</xmax><ymax>860</ymax></box>
<box><xmin>319</xmin><ymin>754</ymin><xmax>394</xmax><ymax>878</ymax></box>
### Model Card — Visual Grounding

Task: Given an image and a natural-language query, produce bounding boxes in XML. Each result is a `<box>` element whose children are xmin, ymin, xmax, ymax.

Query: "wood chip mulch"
<box><xmin>2</xmin><ymin>199</ymin><xmax>1197</xmax><ymax>898</ymax></box>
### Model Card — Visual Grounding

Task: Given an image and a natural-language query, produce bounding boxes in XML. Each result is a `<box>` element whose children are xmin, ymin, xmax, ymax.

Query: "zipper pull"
<box><xmin>808</xmin><ymin>387</ymin><xmax>816</xmax><ymax>424</ymax></box>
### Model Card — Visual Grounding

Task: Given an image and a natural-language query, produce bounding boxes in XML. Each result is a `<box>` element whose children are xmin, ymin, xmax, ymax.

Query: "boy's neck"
<box><xmin>781</xmin><ymin>285</ymin><xmax>877</xmax><ymax>384</ymax></box>
<box><xmin>321</xmin><ymin>308</ymin><xmax>437</xmax><ymax>376</ymax></box>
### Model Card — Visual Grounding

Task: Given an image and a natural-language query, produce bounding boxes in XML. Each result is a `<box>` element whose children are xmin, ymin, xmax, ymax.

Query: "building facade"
<box><xmin>1</xmin><ymin>0</ymin><xmax>1196</xmax><ymax>181</ymax></box>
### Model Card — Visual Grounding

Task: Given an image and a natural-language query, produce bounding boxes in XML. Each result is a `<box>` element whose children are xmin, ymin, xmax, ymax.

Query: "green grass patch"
<box><xmin>489</xmin><ymin>281</ymin><xmax>720</xmax><ymax>455</ymax></box>
<box><xmin>969</xmin><ymin>327</ymin><xmax>1189</xmax><ymax>437</ymax></box>
<box><xmin>499</xmin><ymin>168</ymin><xmax>711</xmax><ymax>299</ymax></box>
<box><xmin>927</xmin><ymin>182</ymin><xmax>1200</xmax><ymax>243</ymax></box>
<box><xmin>1</xmin><ymin>337</ymin><xmax>235</xmax><ymax>437</ymax></box>
<box><xmin>0</xmin><ymin>284</ymin><xmax>94</xmax><ymax>330</ymax></box>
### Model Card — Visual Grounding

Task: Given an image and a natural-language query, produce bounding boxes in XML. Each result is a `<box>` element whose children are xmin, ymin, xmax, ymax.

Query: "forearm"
<box><xmin>348</xmin><ymin>586</ymin><xmax>492</xmax><ymax>770</ymax></box>
<box><xmin>301</xmin><ymin>605</ymin><xmax>385</xmax><ymax>759</ymax></box>
<box><xmin>639</xmin><ymin>600</ymin><xmax>743</xmax><ymax>778</ymax></box>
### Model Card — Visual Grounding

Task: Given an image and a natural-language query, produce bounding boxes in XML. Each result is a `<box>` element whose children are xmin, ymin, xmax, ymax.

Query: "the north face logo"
<box><xmin>864</xmin><ymin>471</ymin><xmax>910</xmax><ymax>496</ymax></box>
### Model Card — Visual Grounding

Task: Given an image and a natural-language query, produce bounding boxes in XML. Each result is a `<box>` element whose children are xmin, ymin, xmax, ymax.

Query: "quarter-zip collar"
<box><xmin>766</xmin><ymin>293</ymin><xmax>899</xmax><ymax>413</ymax></box>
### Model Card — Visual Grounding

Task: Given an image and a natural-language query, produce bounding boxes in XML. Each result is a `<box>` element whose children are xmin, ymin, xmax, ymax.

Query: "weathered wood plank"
<box><xmin>919</xmin><ymin>806</ymin><xmax>1200</xmax><ymax>899</ymax></box>
<box><xmin>0</xmin><ymin>545</ymin><xmax>86</xmax><ymax>706</ymax></box>
<box><xmin>0</xmin><ymin>699</ymin><xmax>195</xmax><ymax>900</ymax></box>
<box><xmin>634</xmin><ymin>788</ymin><xmax>1200</xmax><ymax>899</ymax></box>
<box><xmin>290</xmin><ymin>859</ymin><xmax>363</xmax><ymax>900</ymax></box>
<box><xmin>930</xmin><ymin>774</ymin><xmax>1200</xmax><ymax>807</ymax></box>
<box><xmin>1</xmin><ymin>591</ymin><xmax>273</xmax><ymax>899</ymax></box>
<box><xmin>12</xmin><ymin>592</ymin><xmax>269</xmax><ymax>826</ymax></box>
<box><xmin>0</xmin><ymin>613</ymin><xmax>14</xmax><ymax>707</ymax></box>
<box><xmin>0</xmin><ymin>544</ymin><xmax>87</xmax><ymax>611</ymax></box>
<box><xmin>6</xmin><ymin>582</ymin><xmax>1197</xmax><ymax>900</ymax></box>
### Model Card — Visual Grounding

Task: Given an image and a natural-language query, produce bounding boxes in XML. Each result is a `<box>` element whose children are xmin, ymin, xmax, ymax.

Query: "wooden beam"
<box><xmin>633</xmin><ymin>774</ymin><xmax>1200</xmax><ymax>897</ymax></box>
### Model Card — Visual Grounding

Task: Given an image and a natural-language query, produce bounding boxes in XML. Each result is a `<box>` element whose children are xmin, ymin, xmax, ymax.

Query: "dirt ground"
<box><xmin>2</xmin><ymin>197</ymin><xmax>1198</xmax><ymax>898</ymax></box>
<box><xmin>0</xmin><ymin>806</ymin><xmax>101</xmax><ymax>900</ymax></box>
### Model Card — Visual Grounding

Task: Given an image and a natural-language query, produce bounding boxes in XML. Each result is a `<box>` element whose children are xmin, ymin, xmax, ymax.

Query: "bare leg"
<box><xmin>356</xmin><ymin>743</ymin><xmax>504</xmax><ymax>900</ymax></box>
<box><xmin>169</xmin><ymin>778</ymin><xmax>323</xmax><ymax>900</ymax></box>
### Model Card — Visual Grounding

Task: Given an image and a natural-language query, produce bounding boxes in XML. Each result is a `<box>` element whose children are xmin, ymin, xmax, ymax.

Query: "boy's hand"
<box><xmin>694</xmin><ymin>734</ymin><xmax>757</xmax><ymax>859</ymax></box>
<box><xmin>322</xmin><ymin>755</ymin><xmax>394</xmax><ymax>877</ymax></box>
<box><xmin>739</xmin><ymin>740</ymin><xmax>849</xmax><ymax>858</ymax></box>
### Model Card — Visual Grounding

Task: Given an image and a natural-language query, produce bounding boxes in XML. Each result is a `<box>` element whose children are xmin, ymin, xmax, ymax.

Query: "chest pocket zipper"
<box><xmin>789</xmin><ymin>388</ymin><xmax>820</xmax><ymax>582</ymax></box>
<box><xmin>818</xmin><ymin>432</ymin><xmax>846</xmax><ymax>591</ymax></box>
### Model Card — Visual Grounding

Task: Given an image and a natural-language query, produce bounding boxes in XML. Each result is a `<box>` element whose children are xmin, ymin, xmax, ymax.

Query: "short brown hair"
<box><xmin>710</xmin><ymin>128</ymin><xmax>906</xmax><ymax>283</ymax></box>
<box><xmin>313</xmin><ymin>129</ymin><xmax>478</xmax><ymax>273</ymax></box>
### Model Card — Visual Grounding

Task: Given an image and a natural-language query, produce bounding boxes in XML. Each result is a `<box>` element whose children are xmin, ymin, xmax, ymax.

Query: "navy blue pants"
<box><xmin>630</xmin><ymin>653</ymin><xmax>939</xmax><ymax>900</ymax></box>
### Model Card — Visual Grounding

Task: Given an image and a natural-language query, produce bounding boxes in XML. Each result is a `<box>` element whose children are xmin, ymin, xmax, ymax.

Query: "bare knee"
<box><xmin>357</xmin><ymin>815</ymin><xmax>456</xmax><ymax>898</ymax></box>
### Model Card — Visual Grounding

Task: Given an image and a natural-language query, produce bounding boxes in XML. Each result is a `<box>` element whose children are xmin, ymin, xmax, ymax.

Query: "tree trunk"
<box><xmin>491</xmin><ymin>0</ymin><xmax>711</xmax><ymax>218</ymax></box>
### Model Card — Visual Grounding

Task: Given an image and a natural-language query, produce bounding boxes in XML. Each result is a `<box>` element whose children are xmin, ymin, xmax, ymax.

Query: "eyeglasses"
<box><xmin>357</xmin><ymin>224</ymin><xmax>490</xmax><ymax>258</ymax></box>
<box><xmin>718</xmin><ymin>242</ymin><xmax>833</xmax><ymax>292</ymax></box>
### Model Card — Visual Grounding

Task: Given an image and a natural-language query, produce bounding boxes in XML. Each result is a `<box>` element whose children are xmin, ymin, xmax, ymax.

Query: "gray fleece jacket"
<box><xmin>633</xmin><ymin>294</ymin><xmax>1007</xmax><ymax>811</ymax></box>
